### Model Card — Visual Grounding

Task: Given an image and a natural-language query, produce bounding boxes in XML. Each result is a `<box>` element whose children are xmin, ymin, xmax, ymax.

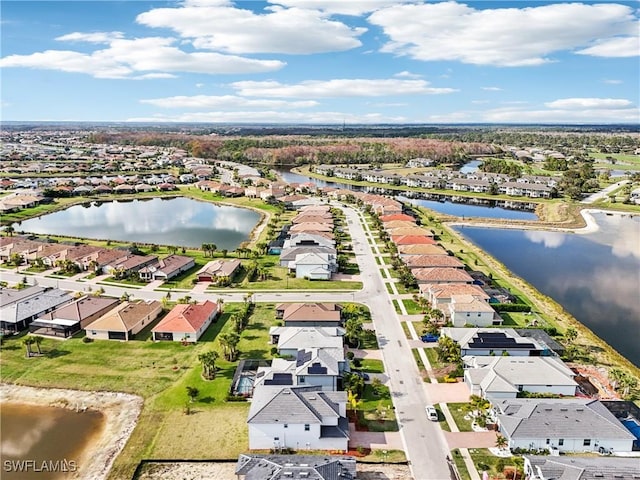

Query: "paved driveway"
<box><xmin>443</xmin><ymin>431</ymin><xmax>498</xmax><ymax>449</ymax></box>
<box><xmin>424</xmin><ymin>382</ymin><xmax>471</xmax><ymax>404</ymax></box>
<box><xmin>349</xmin><ymin>425</ymin><xmax>405</xmax><ymax>450</ymax></box>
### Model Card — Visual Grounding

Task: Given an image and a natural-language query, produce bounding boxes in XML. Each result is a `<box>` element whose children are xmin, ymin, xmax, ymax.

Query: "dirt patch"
<box><xmin>134</xmin><ymin>461</ymin><xmax>413</xmax><ymax>480</ymax></box>
<box><xmin>0</xmin><ymin>383</ymin><xmax>142</xmax><ymax>480</ymax></box>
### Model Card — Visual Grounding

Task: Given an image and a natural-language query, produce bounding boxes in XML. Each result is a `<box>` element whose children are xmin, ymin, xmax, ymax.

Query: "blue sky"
<box><xmin>1</xmin><ymin>0</ymin><xmax>639</xmax><ymax>124</ymax></box>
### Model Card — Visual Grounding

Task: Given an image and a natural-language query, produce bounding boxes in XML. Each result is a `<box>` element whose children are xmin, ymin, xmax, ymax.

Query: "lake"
<box><xmin>0</xmin><ymin>403</ymin><xmax>104</xmax><ymax>480</ymax></box>
<box><xmin>454</xmin><ymin>212</ymin><xmax>640</xmax><ymax>367</ymax></box>
<box><xmin>12</xmin><ymin>197</ymin><xmax>261</xmax><ymax>250</ymax></box>
<box><xmin>276</xmin><ymin>169</ymin><xmax>538</xmax><ymax>220</ymax></box>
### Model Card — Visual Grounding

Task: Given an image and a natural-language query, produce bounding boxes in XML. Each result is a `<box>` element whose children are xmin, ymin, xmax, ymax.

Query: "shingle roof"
<box><xmin>524</xmin><ymin>455</ymin><xmax>640</xmax><ymax>480</ymax></box>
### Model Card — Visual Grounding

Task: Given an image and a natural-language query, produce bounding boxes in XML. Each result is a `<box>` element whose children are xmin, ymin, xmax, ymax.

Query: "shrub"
<box><xmin>82</xmin><ymin>337</ymin><xmax>93</xmax><ymax>343</ymax></box>
<box><xmin>225</xmin><ymin>394</ymin><xmax>246</xmax><ymax>402</ymax></box>
<box><xmin>492</xmin><ymin>303</ymin><xmax>531</xmax><ymax>312</ymax></box>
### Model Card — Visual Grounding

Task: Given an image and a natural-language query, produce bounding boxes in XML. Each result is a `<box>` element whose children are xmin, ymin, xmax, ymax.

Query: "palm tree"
<box><xmin>4</xmin><ymin>225</ymin><xmax>15</xmax><ymax>237</ymax></box>
<box><xmin>186</xmin><ymin>386</ymin><xmax>199</xmax><ymax>403</ymax></box>
<box><xmin>495</xmin><ymin>434</ymin><xmax>509</xmax><ymax>449</ymax></box>
<box><xmin>344</xmin><ymin>318</ymin><xmax>363</xmax><ymax>348</ymax></box>
<box><xmin>219</xmin><ymin>332</ymin><xmax>240</xmax><ymax>361</ymax></box>
<box><xmin>22</xmin><ymin>338</ymin><xmax>33</xmax><ymax>358</ymax></box>
<box><xmin>30</xmin><ymin>335</ymin><xmax>43</xmax><ymax>355</ymax></box>
<box><xmin>201</xmin><ymin>243</ymin><xmax>211</xmax><ymax>257</ymax></box>
<box><xmin>198</xmin><ymin>350</ymin><xmax>219</xmax><ymax>380</ymax></box>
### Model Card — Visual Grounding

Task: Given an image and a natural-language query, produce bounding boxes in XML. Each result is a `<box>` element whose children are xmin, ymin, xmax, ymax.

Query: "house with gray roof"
<box><xmin>464</xmin><ymin>356</ymin><xmax>577</xmax><ymax>399</ymax></box>
<box><xmin>442</xmin><ymin>327</ymin><xmax>554</xmax><ymax>357</ymax></box>
<box><xmin>0</xmin><ymin>286</ymin><xmax>74</xmax><ymax>333</ymax></box>
<box><xmin>269</xmin><ymin>326</ymin><xmax>345</xmax><ymax>357</ymax></box>
<box><xmin>523</xmin><ymin>455</ymin><xmax>640</xmax><ymax>480</ymax></box>
<box><xmin>235</xmin><ymin>454</ymin><xmax>356</xmax><ymax>480</ymax></box>
<box><xmin>247</xmin><ymin>386</ymin><xmax>349</xmax><ymax>451</ymax></box>
<box><xmin>494</xmin><ymin>398</ymin><xmax>635</xmax><ymax>453</ymax></box>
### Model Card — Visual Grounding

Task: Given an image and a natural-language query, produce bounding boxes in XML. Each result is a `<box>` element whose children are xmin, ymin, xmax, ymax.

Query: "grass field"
<box><xmin>447</xmin><ymin>403</ymin><xmax>473</xmax><ymax>432</ymax></box>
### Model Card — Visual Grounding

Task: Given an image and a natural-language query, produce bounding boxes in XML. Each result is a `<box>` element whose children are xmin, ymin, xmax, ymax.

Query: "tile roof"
<box><xmin>40</xmin><ymin>295</ymin><xmax>120</xmax><ymax>322</ymax></box>
<box><xmin>151</xmin><ymin>300</ymin><xmax>218</xmax><ymax>333</ymax></box>
<box><xmin>278</xmin><ymin>303</ymin><xmax>342</xmax><ymax>322</ymax></box>
<box><xmin>85</xmin><ymin>300</ymin><xmax>161</xmax><ymax>332</ymax></box>
<box><xmin>398</xmin><ymin>244</ymin><xmax>449</xmax><ymax>255</ymax></box>
<box><xmin>404</xmin><ymin>254</ymin><xmax>464</xmax><ymax>268</ymax></box>
<box><xmin>413</xmin><ymin>267</ymin><xmax>474</xmax><ymax>282</ymax></box>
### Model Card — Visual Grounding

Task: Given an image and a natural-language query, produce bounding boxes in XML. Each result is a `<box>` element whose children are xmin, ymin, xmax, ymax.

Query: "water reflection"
<box><xmin>1</xmin><ymin>415</ymin><xmax>56</xmax><ymax>457</ymax></box>
<box><xmin>13</xmin><ymin>197</ymin><xmax>260</xmax><ymax>250</ymax></box>
<box><xmin>454</xmin><ymin>214</ymin><xmax>640</xmax><ymax>366</ymax></box>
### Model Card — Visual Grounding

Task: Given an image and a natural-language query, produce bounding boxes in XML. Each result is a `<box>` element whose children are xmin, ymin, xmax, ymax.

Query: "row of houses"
<box><xmin>314</xmin><ymin>165</ymin><xmax>557</xmax><ymax>198</ymax></box>
<box><xmin>245</xmin><ymin>303</ymin><xmax>350</xmax><ymax>452</ymax></box>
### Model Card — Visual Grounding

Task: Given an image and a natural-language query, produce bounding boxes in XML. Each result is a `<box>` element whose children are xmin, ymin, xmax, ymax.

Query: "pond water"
<box><xmin>460</xmin><ymin>159</ymin><xmax>481</xmax><ymax>174</ymax></box>
<box><xmin>0</xmin><ymin>403</ymin><xmax>105</xmax><ymax>480</ymax></box>
<box><xmin>276</xmin><ymin>169</ymin><xmax>538</xmax><ymax>220</ymax></box>
<box><xmin>12</xmin><ymin>197</ymin><xmax>261</xmax><ymax>250</ymax></box>
<box><xmin>453</xmin><ymin>212</ymin><xmax>640</xmax><ymax>367</ymax></box>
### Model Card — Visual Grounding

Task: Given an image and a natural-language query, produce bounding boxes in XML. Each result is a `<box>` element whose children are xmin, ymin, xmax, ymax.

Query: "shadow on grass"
<box><xmin>46</xmin><ymin>349</ymin><xmax>71</xmax><ymax>359</ymax></box>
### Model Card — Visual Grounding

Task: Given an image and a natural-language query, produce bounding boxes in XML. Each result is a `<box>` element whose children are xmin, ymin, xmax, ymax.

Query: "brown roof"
<box><xmin>391</xmin><ymin>235</ymin><xmax>437</xmax><ymax>245</ymax></box>
<box><xmin>299</xmin><ymin>205</ymin><xmax>331</xmax><ymax>213</ymax></box>
<box><xmin>66</xmin><ymin>244</ymin><xmax>105</xmax><ymax>261</ymax></box>
<box><xmin>398</xmin><ymin>244</ymin><xmax>449</xmax><ymax>255</ymax></box>
<box><xmin>404</xmin><ymin>255</ymin><xmax>465</xmax><ymax>269</ymax></box>
<box><xmin>152</xmin><ymin>300</ymin><xmax>218</xmax><ymax>333</ymax></box>
<box><xmin>420</xmin><ymin>283</ymin><xmax>489</xmax><ymax>299</ymax></box>
<box><xmin>386</xmin><ymin>227</ymin><xmax>433</xmax><ymax>237</ymax></box>
<box><xmin>383</xmin><ymin>220</ymin><xmax>418</xmax><ymax>229</ymax></box>
<box><xmin>380</xmin><ymin>214</ymin><xmax>416</xmax><ymax>223</ymax></box>
<box><xmin>40</xmin><ymin>296</ymin><xmax>120</xmax><ymax>322</ymax></box>
<box><xmin>290</xmin><ymin>223</ymin><xmax>333</xmax><ymax>232</ymax></box>
<box><xmin>197</xmin><ymin>259</ymin><xmax>241</xmax><ymax>277</ymax></box>
<box><xmin>111</xmin><ymin>254</ymin><xmax>158</xmax><ymax>271</ymax></box>
<box><xmin>277</xmin><ymin>303</ymin><xmax>342</xmax><ymax>322</ymax></box>
<box><xmin>291</xmin><ymin>214</ymin><xmax>334</xmax><ymax>225</ymax></box>
<box><xmin>412</xmin><ymin>267</ymin><xmax>474</xmax><ymax>282</ymax></box>
<box><xmin>85</xmin><ymin>300</ymin><xmax>162</xmax><ymax>332</ymax></box>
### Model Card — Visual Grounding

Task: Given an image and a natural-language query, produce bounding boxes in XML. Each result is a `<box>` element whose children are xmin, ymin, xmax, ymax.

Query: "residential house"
<box><xmin>247</xmin><ymin>386</ymin><xmax>349</xmax><ymax>451</ymax></box>
<box><xmin>85</xmin><ymin>300</ymin><xmax>163</xmax><ymax>341</ymax></box>
<box><xmin>449</xmin><ymin>294</ymin><xmax>500</xmax><ymax>327</ymax></box>
<box><xmin>464</xmin><ymin>356</ymin><xmax>578</xmax><ymax>399</ymax></box>
<box><xmin>269</xmin><ymin>326</ymin><xmax>345</xmax><ymax>357</ymax></box>
<box><xmin>0</xmin><ymin>286</ymin><xmax>74</xmax><ymax>333</ymax></box>
<box><xmin>30</xmin><ymin>295</ymin><xmax>120</xmax><ymax>338</ymax></box>
<box><xmin>523</xmin><ymin>455</ymin><xmax>640</xmax><ymax>480</ymax></box>
<box><xmin>422</xmin><ymin>283</ymin><xmax>490</xmax><ymax>308</ymax></box>
<box><xmin>386</xmin><ymin>226</ymin><xmax>433</xmax><ymax>237</ymax></box>
<box><xmin>152</xmin><ymin>300</ymin><xmax>219</xmax><ymax>342</ymax></box>
<box><xmin>494</xmin><ymin>399</ymin><xmax>635</xmax><ymax>453</ymax></box>
<box><xmin>404</xmin><ymin>254</ymin><xmax>465</xmax><ymax>269</ymax></box>
<box><xmin>104</xmin><ymin>254</ymin><xmax>158</xmax><ymax>277</ymax></box>
<box><xmin>514</xmin><ymin>329</ymin><xmax>566</xmax><ymax>356</ymax></box>
<box><xmin>279</xmin><ymin>246</ymin><xmax>337</xmax><ymax>270</ymax></box>
<box><xmin>398</xmin><ymin>244</ymin><xmax>449</xmax><ymax>256</ymax></box>
<box><xmin>293</xmin><ymin>252</ymin><xmax>333</xmax><ymax>280</ymax></box>
<box><xmin>235</xmin><ymin>454</ymin><xmax>356</xmax><ymax>480</ymax></box>
<box><xmin>284</xmin><ymin>233</ymin><xmax>335</xmax><ymax>249</ymax></box>
<box><xmin>138</xmin><ymin>255</ymin><xmax>195</xmax><ymax>282</ymax></box>
<box><xmin>441</xmin><ymin>328</ymin><xmax>552</xmax><ymax>357</ymax></box>
<box><xmin>276</xmin><ymin>303</ymin><xmax>342</xmax><ymax>328</ymax></box>
<box><xmin>379</xmin><ymin>213</ymin><xmax>416</xmax><ymax>223</ymax></box>
<box><xmin>290</xmin><ymin>223</ymin><xmax>333</xmax><ymax>234</ymax></box>
<box><xmin>196</xmin><ymin>259</ymin><xmax>242</xmax><ymax>283</ymax></box>
<box><xmin>412</xmin><ymin>267</ymin><xmax>474</xmax><ymax>285</ymax></box>
<box><xmin>391</xmin><ymin>235</ymin><xmax>437</xmax><ymax>245</ymax></box>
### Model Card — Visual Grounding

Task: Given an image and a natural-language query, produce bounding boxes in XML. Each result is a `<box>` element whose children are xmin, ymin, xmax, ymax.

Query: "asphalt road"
<box><xmin>1</xmin><ymin>200</ymin><xmax>452</xmax><ymax>479</ymax></box>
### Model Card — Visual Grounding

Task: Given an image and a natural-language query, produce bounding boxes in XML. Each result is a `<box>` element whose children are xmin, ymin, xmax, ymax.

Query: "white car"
<box><xmin>425</xmin><ymin>405</ymin><xmax>438</xmax><ymax>421</ymax></box>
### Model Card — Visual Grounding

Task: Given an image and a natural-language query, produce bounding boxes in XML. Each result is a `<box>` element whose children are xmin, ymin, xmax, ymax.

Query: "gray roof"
<box><xmin>495</xmin><ymin>398</ymin><xmax>636</xmax><ymax>441</ymax></box>
<box><xmin>524</xmin><ymin>455</ymin><xmax>640</xmax><ymax>480</ymax></box>
<box><xmin>0</xmin><ymin>286</ymin><xmax>47</xmax><ymax>306</ymax></box>
<box><xmin>514</xmin><ymin>328</ymin><xmax>565</xmax><ymax>353</ymax></box>
<box><xmin>280</xmin><ymin>246</ymin><xmax>336</xmax><ymax>262</ymax></box>
<box><xmin>248</xmin><ymin>386</ymin><xmax>345</xmax><ymax>425</ymax></box>
<box><xmin>0</xmin><ymin>288</ymin><xmax>74</xmax><ymax>324</ymax></box>
<box><xmin>235</xmin><ymin>454</ymin><xmax>356</xmax><ymax>480</ymax></box>
<box><xmin>444</xmin><ymin>327</ymin><xmax>546</xmax><ymax>352</ymax></box>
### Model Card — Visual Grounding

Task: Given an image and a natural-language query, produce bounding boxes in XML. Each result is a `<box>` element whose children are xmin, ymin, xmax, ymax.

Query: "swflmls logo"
<box><xmin>3</xmin><ymin>459</ymin><xmax>78</xmax><ymax>473</ymax></box>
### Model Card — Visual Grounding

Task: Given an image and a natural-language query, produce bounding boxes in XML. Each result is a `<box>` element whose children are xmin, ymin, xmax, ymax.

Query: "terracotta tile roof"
<box><xmin>404</xmin><ymin>255</ymin><xmax>465</xmax><ymax>268</ymax></box>
<box><xmin>152</xmin><ymin>300</ymin><xmax>218</xmax><ymax>333</ymax></box>
<box><xmin>380</xmin><ymin>213</ymin><xmax>416</xmax><ymax>222</ymax></box>
<box><xmin>85</xmin><ymin>300</ymin><xmax>162</xmax><ymax>332</ymax></box>
<box><xmin>421</xmin><ymin>283</ymin><xmax>489</xmax><ymax>299</ymax></box>
<box><xmin>398</xmin><ymin>244</ymin><xmax>449</xmax><ymax>255</ymax></box>
<box><xmin>383</xmin><ymin>220</ymin><xmax>417</xmax><ymax>229</ymax></box>
<box><xmin>391</xmin><ymin>235</ymin><xmax>437</xmax><ymax>245</ymax></box>
<box><xmin>412</xmin><ymin>267</ymin><xmax>474</xmax><ymax>282</ymax></box>
<box><xmin>386</xmin><ymin>227</ymin><xmax>434</xmax><ymax>237</ymax></box>
<box><xmin>277</xmin><ymin>303</ymin><xmax>342</xmax><ymax>322</ymax></box>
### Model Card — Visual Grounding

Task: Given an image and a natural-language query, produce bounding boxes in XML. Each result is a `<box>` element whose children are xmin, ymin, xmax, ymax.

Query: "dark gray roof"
<box><xmin>525</xmin><ymin>455</ymin><xmax>640</xmax><ymax>480</ymax></box>
<box><xmin>514</xmin><ymin>328</ymin><xmax>565</xmax><ymax>353</ymax></box>
<box><xmin>236</xmin><ymin>454</ymin><xmax>357</xmax><ymax>480</ymax></box>
<box><xmin>495</xmin><ymin>399</ymin><xmax>635</xmax><ymax>441</ymax></box>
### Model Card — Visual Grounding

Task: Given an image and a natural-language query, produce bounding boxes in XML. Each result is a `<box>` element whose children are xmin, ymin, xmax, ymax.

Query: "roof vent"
<box><xmin>283</xmin><ymin>472</ymin><xmax>293</xmax><ymax>477</ymax></box>
<box><xmin>300</xmin><ymin>473</ymin><xmax>309</xmax><ymax>478</ymax></box>
<box><xmin>594</xmin><ymin>474</ymin><xmax>604</xmax><ymax>478</ymax></box>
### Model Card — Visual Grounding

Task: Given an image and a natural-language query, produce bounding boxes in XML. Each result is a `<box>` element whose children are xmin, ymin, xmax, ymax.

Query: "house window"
<box><xmin>559</xmin><ymin>439</ymin><xmax>564</xmax><ymax>446</ymax></box>
<box><xmin>583</xmin><ymin>439</ymin><xmax>591</xmax><ymax>446</ymax></box>
<box><xmin>304</xmin><ymin>424</ymin><xmax>310</xmax><ymax>431</ymax></box>
<box><xmin>546</xmin><ymin>439</ymin><xmax>550</xmax><ymax>444</ymax></box>
<box><xmin>284</xmin><ymin>424</ymin><xmax>288</xmax><ymax>428</ymax></box>
<box><xmin>517</xmin><ymin>385</ymin><xmax>524</xmax><ymax>392</ymax></box>
<box><xmin>274</xmin><ymin>437</ymin><xmax>279</xmax><ymax>441</ymax></box>
<box><xmin>299</xmin><ymin>376</ymin><xmax>305</xmax><ymax>383</ymax></box>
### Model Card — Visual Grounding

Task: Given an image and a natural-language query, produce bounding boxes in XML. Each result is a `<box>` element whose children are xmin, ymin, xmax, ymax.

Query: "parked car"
<box><xmin>425</xmin><ymin>405</ymin><xmax>438</xmax><ymax>421</ymax></box>
<box><xmin>421</xmin><ymin>333</ymin><xmax>439</xmax><ymax>342</ymax></box>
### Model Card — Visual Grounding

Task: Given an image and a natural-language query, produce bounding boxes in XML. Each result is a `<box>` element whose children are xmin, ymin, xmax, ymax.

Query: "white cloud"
<box><xmin>524</xmin><ymin>231</ymin><xmax>566</xmax><ymax>248</ymax></box>
<box><xmin>266</xmin><ymin>0</ymin><xmax>409</xmax><ymax>16</ymax></box>
<box><xmin>483</xmin><ymin>103</ymin><xmax>640</xmax><ymax>123</ymax></box>
<box><xmin>427</xmin><ymin>111</ymin><xmax>472</xmax><ymax>122</ymax></box>
<box><xmin>471</xmin><ymin>100</ymin><xmax>489</xmax><ymax>105</ymax></box>
<box><xmin>368</xmin><ymin>2</ymin><xmax>639</xmax><ymax>66</ymax></box>
<box><xmin>0</xmin><ymin>36</ymin><xmax>285</xmax><ymax>78</ymax></box>
<box><xmin>603</xmin><ymin>79</ymin><xmax>623</xmax><ymax>85</ymax></box>
<box><xmin>140</xmin><ymin>95</ymin><xmax>318</xmax><ymax>109</ymax></box>
<box><xmin>136</xmin><ymin>3</ymin><xmax>365</xmax><ymax>54</ymax></box>
<box><xmin>55</xmin><ymin>31</ymin><xmax>124</xmax><ymax>43</ymax></box>
<box><xmin>195</xmin><ymin>83</ymin><xmax>205</xmax><ymax>88</ymax></box>
<box><xmin>482</xmin><ymin>87</ymin><xmax>502</xmax><ymax>92</ymax></box>
<box><xmin>230</xmin><ymin>78</ymin><xmax>456</xmax><ymax>97</ymax></box>
<box><xmin>394</xmin><ymin>71</ymin><xmax>422</xmax><ymax>79</ymax></box>
<box><xmin>126</xmin><ymin>110</ymin><xmax>407</xmax><ymax>123</ymax></box>
<box><xmin>545</xmin><ymin>98</ymin><xmax>632</xmax><ymax>110</ymax></box>
<box><xmin>576</xmin><ymin>35</ymin><xmax>640</xmax><ymax>57</ymax></box>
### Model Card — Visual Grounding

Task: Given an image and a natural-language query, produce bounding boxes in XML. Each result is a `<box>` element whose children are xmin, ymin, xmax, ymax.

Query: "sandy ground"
<box><xmin>136</xmin><ymin>461</ymin><xmax>413</xmax><ymax>480</ymax></box>
<box><xmin>0</xmin><ymin>384</ymin><xmax>143</xmax><ymax>480</ymax></box>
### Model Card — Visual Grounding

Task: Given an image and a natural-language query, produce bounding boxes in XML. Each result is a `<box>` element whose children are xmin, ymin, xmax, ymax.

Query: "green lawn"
<box><xmin>447</xmin><ymin>403</ymin><xmax>474</xmax><ymax>432</ymax></box>
<box><xmin>401</xmin><ymin>322</ymin><xmax>412</xmax><ymax>340</ymax></box>
<box><xmin>353</xmin><ymin>358</ymin><xmax>385</xmax><ymax>374</ymax></box>
<box><xmin>451</xmin><ymin>449</ymin><xmax>472</xmax><ymax>480</ymax></box>
<box><xmin>469</xmin><ymin>448</ymin><xmax>524</xmax><ymax>479</ymax></box>
<box><xmin>402</xmin><ymin>299</ymin><xmax>428</xmax><ymax>315</ymax></box>
<box><xmin>358</xmin><ymin>384</ymin><xmax>398</xmax><ymax>432</ymax></box>
<box><xmin>213</xmin><ymin>265</ymin><xmax>362</xmax><ymax>290</ymax></box>
<box><xmin>435</xmin><ymin>405</ymin><xmax>450</xmax><ymax>431</ymax></box>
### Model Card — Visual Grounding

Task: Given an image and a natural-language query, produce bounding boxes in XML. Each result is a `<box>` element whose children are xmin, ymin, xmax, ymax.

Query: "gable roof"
<box><xmin>235</xmin><ymin>454</ymin><xmax>356</xmax><ymax>480</ymax></box>
<box><xmin>277</xmin><ymin>303</ymin><xmax>342</xmax><ymax>322</ymax></box>
<box><xmin>523</xmin><ymin>455</ymin><xmax>640</xmax><ymax>480</ymax></box>
<box><xmin>404</xmin><ymin>254</ymin><xmax>464</xmax><ymax>268</ymax></box>
<box><xmin>40</xmin><ymin>295</ymin><xmax>120</xmax><ymax>322</ymax></box>
<box><xmin>391</xmin><ymin>235</ymin><xmax>437</xmax><ymax>245</ymax></box>
<box><xmin>398</xmin><ymin>244</ymin><xmax>449</xmax><ymax>255</ymax></box>
<box><xmin>151</xmin><ymin>300</ymin><xmax>218</xmax><ymax>333</ymax></box>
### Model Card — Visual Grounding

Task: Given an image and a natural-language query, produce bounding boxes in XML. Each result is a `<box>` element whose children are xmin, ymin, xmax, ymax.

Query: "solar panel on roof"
<box><xmin>264</xmin><ymin>373</ymin><xmax>293</xmax><ymax>386</ymax></box>
<box><xmin>308</xmin><ymin>362</ymin><xmax>327</xmax><ymax>374</ymax></box>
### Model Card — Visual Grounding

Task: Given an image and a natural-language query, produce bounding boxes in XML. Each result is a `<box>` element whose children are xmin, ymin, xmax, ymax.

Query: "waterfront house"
<box><xmin>412</xmin><ymin>267</ymin><xmax>474</xmax><ymax>285</ymax></box>
<box><xmin>448</xmin><ymin>294</ymin><xmax>500</xmax><ymax>327</ymax></box>
<box><xmin>235</xmin><ymin>454</ymin><xmax>356</xmax><ymax>480</ymax></box>
<box><xmin>85</xmin><ymin>300</ymin><xmax>163</xmax><ymax>341</ymax></box>
<box><xmin>138</xmin><ymin>254</ymin><xmax>195</xmax><ymax>282</ymax></box>
<box><xmin>404</xmin><ymin>254</ymin><xmax>465</xmax><ymax>269</ymax></box>
<box><xmin>398</xmin><ymin>244</ymin><xmax>449</xmax><ymax>256</ymax></box>
<box><xmin>441</xmin><ymin>328</ymin><xmax>552</xmax><ymax>357</ymax></box>
<box><xmin>0</xmin><ymin>286</ymin><xmax>74</xmax><ymax>333</ymax></box>
<box><xmin>152</xmin><ymin>300</ymin><xmax>219</xmax><ymax>342</ymax></box>
<box><xmin>196</xmin><ymin>259</ymin><xmax>242</xmax><ymax>283</ymax></box>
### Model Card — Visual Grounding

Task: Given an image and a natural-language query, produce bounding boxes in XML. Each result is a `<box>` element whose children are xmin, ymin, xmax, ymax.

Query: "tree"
<box><xmin>495</xmin><ymin>434</ymin><xmax>509</xmax><ymax>449</ymax></box>
<box><xmin>198</xmin><ymin>350</ymin><xmax>219</xmax><ymax>380</ymax></box>
<box><xmin>186</xmin><ymin>386</ymin><xmax>199</xmax><ymax>403</ymax></box>
<box><xmin>4</xmin><ymin>225</ymin><xmax>15</xmax><ymax>237</ymax></box>
<box><xmin>22</xmin><ymin>338</ymin><xmax>33</xmax><ymax>358</ymax></box>
<box><xmin>30</xmin><ymin>335</ymin><xmax>43</xmax><ymax>355</ymax></box>
<box><xmin>344</xmin><ymin>318</ymin><xmax>364</xmax><ymax>348</ymax></box>
<box><xmin>219</xmin><ymin>332</ymin><xmax>240</xmax><ymax>361</ymax></box>
<box><xmin>564</xmin><ymin>327</ymin><xmax>578</xmax><ymax>343</ymax></box>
